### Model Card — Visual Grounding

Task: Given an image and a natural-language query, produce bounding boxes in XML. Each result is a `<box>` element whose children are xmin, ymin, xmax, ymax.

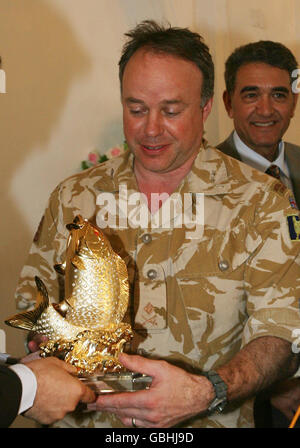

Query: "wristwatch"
<box><xmin>202</xmin><ymin>370</ymin><xmax>228</xmax><ymax>414</ymax></box>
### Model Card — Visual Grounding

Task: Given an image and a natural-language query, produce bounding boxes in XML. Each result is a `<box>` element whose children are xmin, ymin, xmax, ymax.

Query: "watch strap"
<box><xmin>202</xmin><ymin>370</ymin><xmax>228</xmax><ymax>413</ymax></box>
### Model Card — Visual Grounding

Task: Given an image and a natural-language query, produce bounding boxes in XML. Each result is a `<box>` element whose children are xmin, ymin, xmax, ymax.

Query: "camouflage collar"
<box><xmin>94</xmin><ymin>144</ymin><xmax>233</xmax><ymax>196</ymax></box>
<box><xmin>180</xmin><ymin>146</ymin><xmax>232</xmax><ymax>196</ymax></box>
<box><xmin>93</xmin><ymin>150</ymin><xmax>137</xmax><ymax>193</ymax></box>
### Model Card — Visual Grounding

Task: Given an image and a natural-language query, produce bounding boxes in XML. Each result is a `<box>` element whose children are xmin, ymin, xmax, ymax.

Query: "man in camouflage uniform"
<box><xmin>15</xmin><ymin>21</ymin><xmax>300</xmax><ymax>428</ymax></box>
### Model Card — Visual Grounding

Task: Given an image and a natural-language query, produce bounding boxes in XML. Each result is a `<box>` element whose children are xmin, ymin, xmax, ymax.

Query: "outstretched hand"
<box><xmin>89</xmin><ymin>353</ymin><xmax>213</xmax><ymax>428</ymax></box>
<box><xmin>24</xmin><ymin>357</ymin><xmax>96</xmax><ymax>425</ymax></box>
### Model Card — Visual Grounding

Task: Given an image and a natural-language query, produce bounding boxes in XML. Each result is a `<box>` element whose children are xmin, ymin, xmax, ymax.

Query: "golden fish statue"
<box><xmin>6</xmin><ymin>215</ymin><xmax>133</xmax><ymax>375</ymax></box>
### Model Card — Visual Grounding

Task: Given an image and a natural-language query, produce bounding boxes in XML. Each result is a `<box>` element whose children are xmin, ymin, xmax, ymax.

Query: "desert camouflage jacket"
<box><xmin>15</xmin><ymin>144</ymin><xmax>300</xmax><ymax>428</ymax></box>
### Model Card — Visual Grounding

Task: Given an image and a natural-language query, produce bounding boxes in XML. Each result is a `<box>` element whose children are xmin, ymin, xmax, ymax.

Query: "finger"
<box><xmin>80</xmin><ymin>385</ymin><xmax>96</xmax><ymax>403</ymax></box>
<box><xmin>54</xmin><ymin>359</ymin><xmax>78</xmax><ymax>375</ymax></box>
<box><xmin>27</xmin><ymin>340</ymin><xmax>40</xmax><ymax>353</ymax></box>
<box><xmin>89</xmin><ymin>404</ymin><xmax>152</xmax><ymax>427</ymax></box>
<box><xmin>95</xmin><ymin>388</ymin><xmax>149</xmax><ymax>410</ymax></box>
<box><xmin>91</xmin><ymin>397</ymin><xmax>160</xmax><ymax>426</ymax></box>
<box><xmin>119</xmin><ymin>353</ymin><xmax>161</xmax><ymax>378</ymax></box>
<box><xmin>122</xmin><ymin>416</ymin><xmax>148</xmax><ymax>428</ymax></box>
<box><xmin>36</xmin><ymin>356</ymin><xmax>78</xmax><ymax>375</ymax></box>
<box><xmin>21</xmin><ymin>351</ymin><xmax>41</xmax><ymax>363</ymax></box>
<box><xmin>27</xmin><ymin>335</ymin><xmax>48</xmax><ymax>352</ymax></box>
<box><xmin>88</xmin><ymin>402</ymin><xmax>143</xmax><ymax>417</ymax></box>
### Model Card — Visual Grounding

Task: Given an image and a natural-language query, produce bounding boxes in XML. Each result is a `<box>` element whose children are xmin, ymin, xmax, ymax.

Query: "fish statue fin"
<box><xmin>66</xmin><ymin>215</ymin><xmax>85</xmax><ymax>231</ymax></box>
<box><xmin>71</xmin><ymin>254</ymin><xmax>86</xmax><ymax>270</ymax></box>
<box><xmin>54</xmin><ymin>261</ymin><xmax>66</xmax><ymax>275</ymax></box>
<box><xmin>114</xmin><ymin>253</ymin><xmax>130</xmax><ymax>322</ymax></box>
<box><xmin>5</xmin><ymin>276</ymin><xmax>50</xmax><ymax>331</ymax></box>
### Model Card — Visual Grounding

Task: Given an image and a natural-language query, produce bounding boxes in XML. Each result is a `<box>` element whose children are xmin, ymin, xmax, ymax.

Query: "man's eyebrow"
<box><xmin>240</xmin><ymin>86</ymin><xmax>290</xmax><ymax>94</ymax></box>
<box><xmin>125</xmin><ymin>97</ymin><xmax>145</xmax><ymax>104</ymax></box>
<box><xmin>124</xmin><ymin>97</ymin><xmax>185</xmax><ymax>105</ymax></box>
<box><xmin>162</xmin><ymin>99</ymin><xmax>184</xmax><ymax>105</ymax></box>
<box><xmin>271</xmin><ymin>86</ymin><xmax>290</xmax><ymax>93</ymax></box>
<box><xmin>240</xmin><ymin>86</ymin><xmax>259</xmax><ymax>94</ymax></box>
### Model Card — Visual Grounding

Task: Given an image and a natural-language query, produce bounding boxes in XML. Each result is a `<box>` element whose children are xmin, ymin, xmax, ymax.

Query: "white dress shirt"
<box><xmin>233</xmin><ymin>131</ymin><xmax>294</xmax><ymax>193</ymax></box>
<box><xmin>9</xmin><ymin>363</ymin><xmax>37</xmax><ymax>414</ymax></box>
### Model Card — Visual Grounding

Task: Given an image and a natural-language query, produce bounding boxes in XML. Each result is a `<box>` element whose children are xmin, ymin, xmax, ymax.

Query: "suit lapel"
<box><xmin>218</xmin><ymin>134</ymin><xmax>300</xmax><ymax>209</ymax></box>
<box><xmin>216</xmin><ymin>132</ymin><xmax>242</xmax><ymax>161</ymax></box>
<box><xmin>285</xmin><ymin>143</ymin><xmax>300</xmax><ymax>209</ymax></box>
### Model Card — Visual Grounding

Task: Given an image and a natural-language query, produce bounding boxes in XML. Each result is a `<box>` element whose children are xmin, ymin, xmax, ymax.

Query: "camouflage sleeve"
<box><xmin>242</xmin><ymin>184</ymin><xmax>300</xmax><ymax>348</ymax></box>
<box><xmin>15</xmin><ymin>185</ymin><xmax>69</xmax><ymax>311</ymax></box>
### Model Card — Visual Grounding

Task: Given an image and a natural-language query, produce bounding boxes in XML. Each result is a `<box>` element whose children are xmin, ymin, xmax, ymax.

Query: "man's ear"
<box><xmin>223</xmin><ymin>90</ymin><xmax>234</xmax><ymax>118</ymax></box>
<box><xmin>202</xmin><ymin>96</ymin><xmax>213</xmax><ymax>123</ymax></box>
<box><xmin>291</xmin><ymin>93</ymin><xmax>299</xmax><ymax>118</ymax></box>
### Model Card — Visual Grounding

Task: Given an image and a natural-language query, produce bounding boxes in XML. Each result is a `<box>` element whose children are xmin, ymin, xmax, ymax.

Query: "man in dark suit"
<box><xmin>217</xmin><ymin>40</ymin><xmax>300</xmax><ymax>209</ymax></box>
<box><xmin>217</xmin><ymin>40</ymin><xmax>300</xmax><ymax>427</ymax></box>
<box><xmin>0</xmin><ymin>364</ymin><xmax>22</xmax><ymax>427</ymax></box>
<box><xmin>0</xmin><ymin>355</ymin><xmax>95</xmax><ymax>428</ymax></box>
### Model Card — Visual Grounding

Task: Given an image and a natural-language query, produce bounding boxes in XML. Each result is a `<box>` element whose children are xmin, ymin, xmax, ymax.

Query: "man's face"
<box><xmin>121</xmin><ymin>48</ymin><xmax>212</xmax><ymax>176</ymax></box>
<box><xmin>223</xmin><ymin>62</ymin><xmax>298</xmax><ymax>159</ymax></box>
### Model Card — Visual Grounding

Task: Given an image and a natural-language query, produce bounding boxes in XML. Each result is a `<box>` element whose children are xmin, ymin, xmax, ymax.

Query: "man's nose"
<box><xmin>144</xmin><ymin>111</ymin><xmax>163</xmax><ymax>137</ymax></box>
<box><xmin>256</xmin><ymin>95</ymin><xmax>274</xmax><ymax>116</ymax></box>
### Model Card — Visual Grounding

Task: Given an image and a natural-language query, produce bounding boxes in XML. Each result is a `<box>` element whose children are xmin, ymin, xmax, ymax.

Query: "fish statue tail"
<box><xmin>5</xmin><ymin>276</ymin><xmax>49</xmax><ymax>331</ymax></box>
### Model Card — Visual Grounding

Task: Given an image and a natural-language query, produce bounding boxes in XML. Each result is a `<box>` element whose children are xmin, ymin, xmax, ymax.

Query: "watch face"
<box><xmin>208</xmin><ymin>397</ymin><xmax>227</xmax><ymax>414</ymax></box>
<box><xmin>216</xmin><ymin>400</ymin><xmax>227</xmax><ymax>414</ymax></box>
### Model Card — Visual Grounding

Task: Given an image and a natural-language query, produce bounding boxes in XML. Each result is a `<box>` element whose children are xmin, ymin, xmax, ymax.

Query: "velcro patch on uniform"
<box><xmin>289</xmin><ymin>196</ymin><xmax>298</xmax><ymax>210</ymax></box>
<box><xmin>287</xmin><ymin>214</ymin><xmax>300</xmax><ymax>240</ymax></box>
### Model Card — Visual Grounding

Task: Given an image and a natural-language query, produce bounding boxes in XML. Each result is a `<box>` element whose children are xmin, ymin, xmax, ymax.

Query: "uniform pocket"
<box><xmin>133</xmin><ymin>263</ymin><xmax>167</xmax><ymax>332</ymax></box>
<box><xmin>174</xmin><ymin>227</ymin><xmax>262</xmax><ymax>365</ymax></box>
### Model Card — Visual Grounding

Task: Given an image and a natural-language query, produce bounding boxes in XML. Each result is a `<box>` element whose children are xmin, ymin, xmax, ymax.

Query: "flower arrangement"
<box><xmin>81</xmin><ymin>141</ymin><xmax>128</xmax><ymax>170</ymax></box>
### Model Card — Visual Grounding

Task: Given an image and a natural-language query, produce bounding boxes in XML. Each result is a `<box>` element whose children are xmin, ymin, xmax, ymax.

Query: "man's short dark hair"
<box><xmin>225</xmin><ymin>40</ymin><xmax>298</xmax><ymax>95</ymax></box>
<box><xmin>118</xmin><ymin>20</ymin><xmax>214</xmax><ymax>106</ymax></box>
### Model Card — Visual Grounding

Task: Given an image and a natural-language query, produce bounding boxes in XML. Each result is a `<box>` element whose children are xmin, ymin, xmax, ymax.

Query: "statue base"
<box><xmin>79</xmin><ymin>371</ymin><xmax>152</xmax><ymax>394</ymax></box>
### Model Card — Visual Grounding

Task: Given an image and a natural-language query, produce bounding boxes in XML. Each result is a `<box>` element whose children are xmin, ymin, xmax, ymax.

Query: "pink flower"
<box><xmin>88</xmin><ymin>152</ymin><xmax>98</xmax><ymax>164</ymax></box>
<box><xmin>110</xmin><ymin>147</ymin><xmax>121</xmax><ymax>157</ymax></box>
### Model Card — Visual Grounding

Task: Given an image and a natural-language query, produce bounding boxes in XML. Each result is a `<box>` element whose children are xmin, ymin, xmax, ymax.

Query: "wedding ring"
<box><xmin>132</xmin><ymin>417</ymin><xmax>137</xmax><ymax>428</ymax></box>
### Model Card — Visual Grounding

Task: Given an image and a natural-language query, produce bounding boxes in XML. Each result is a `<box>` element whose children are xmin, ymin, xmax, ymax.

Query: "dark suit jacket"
<box><xmin>217</xmin><ymin>132</ymin><xmax>300</xmax><ymax>209</ymax></box>
<box><xmin>0</xmin><ymin>364</ymin><xmax>22</xmax><ymax>427</ymax></box>
<box><xmin>217</xmin><ymin>132</ymin><xmax>300</xmax><ymax>428</ymax></box>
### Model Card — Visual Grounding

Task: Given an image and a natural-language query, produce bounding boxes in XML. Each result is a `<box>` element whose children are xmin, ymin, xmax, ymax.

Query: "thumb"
<box><xmin>80</xmin><ymin>384</ymin><xmax>96</xmax><ymax>403</ymax></box>
<box><xmin>53</xmin><ymin>359</ymin><xmax>96</xmax><ymax>402</ymax></box>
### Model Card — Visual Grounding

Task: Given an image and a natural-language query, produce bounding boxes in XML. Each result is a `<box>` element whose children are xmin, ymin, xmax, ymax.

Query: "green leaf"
<box><xmin>99</xmin><ymin>155</ymin><xmax>108</xmax><ymax>163</ymax></box>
